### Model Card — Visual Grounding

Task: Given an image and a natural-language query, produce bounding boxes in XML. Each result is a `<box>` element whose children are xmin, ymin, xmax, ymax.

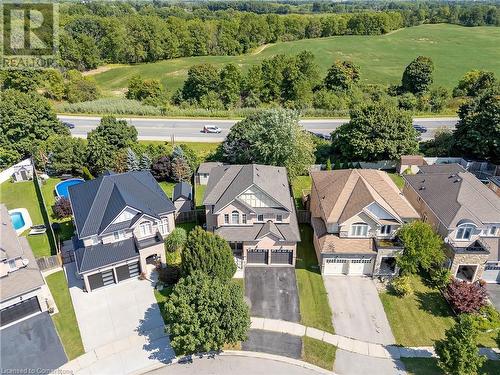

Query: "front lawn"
<box><xmin>295</xmin><ymin>225</ymin><xmax>334</xmax><ymax>333</ymax></box>
<box><xmin>45</xmin><ymin>271</ymin><xmax>85</xmax><ymax>360</ymax></box>
<box><xmin>380</xmin><ymin>274</ymin><xmax>454</xmax><ymax>346</ymax></box>
<box><xmin>302</xmin><ymin>336</ymin><xmax>336</xmax><ymax>371</ymax></box>
<box><xmin>40</xmin><ymin>178</ymin><xmax>75</xmax><ymax>242</ymax></box>
<box><xmin>0</xmin><ymin>180</ymin><xmax>52</xmax><ymax>257</ymax></box>
<box><xmin>402</xmin><ymin>358</ymin><xmax>500</xmax><ymax>375</ymax></box>
<box><xmin>291</xmin><ymin>176</ymin><xmax>312</xmax><ymax>209</ymax></box>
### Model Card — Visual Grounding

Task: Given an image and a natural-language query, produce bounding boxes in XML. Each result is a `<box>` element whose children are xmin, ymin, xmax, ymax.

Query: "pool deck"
<box><xmin>8</xmin><ymin>208</ymin><xmax>32</xmax><ymax>235</ymax></box>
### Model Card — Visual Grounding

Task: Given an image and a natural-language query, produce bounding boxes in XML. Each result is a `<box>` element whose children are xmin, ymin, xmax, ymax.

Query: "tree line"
<box><xmin>58</xmin><ymin>1</ymin><xmax>498</xmax><ymax>70</ymax></box>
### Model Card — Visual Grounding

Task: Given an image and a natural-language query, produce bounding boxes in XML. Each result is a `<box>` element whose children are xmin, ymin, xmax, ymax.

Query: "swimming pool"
<box><xmin>8</xmin><ymin>208</ymin><xmax>32</xmax><ymax>235</ymax></box>
<box><xmin>55</xmin><ymin>178</ymin><xmax>84</xmax><ymax>199</ymax></box>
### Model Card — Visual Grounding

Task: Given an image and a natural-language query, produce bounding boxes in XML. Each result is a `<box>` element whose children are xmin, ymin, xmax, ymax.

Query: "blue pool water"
<box><xmin>55</xmin><ymin>178</ymin><xmax>84</xmax><ymax>198</ymax></box>
<box><xmin>10</xmin><ymin>212</ymin><xmax>25</xmax><ymax>230</ymax></box>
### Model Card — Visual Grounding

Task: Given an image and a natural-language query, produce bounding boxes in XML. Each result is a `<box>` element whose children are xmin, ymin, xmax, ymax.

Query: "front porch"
<box><xmin>447</xmin><ymin>239</ymin><xmax>490</xmax><ymax>282</ymax></box>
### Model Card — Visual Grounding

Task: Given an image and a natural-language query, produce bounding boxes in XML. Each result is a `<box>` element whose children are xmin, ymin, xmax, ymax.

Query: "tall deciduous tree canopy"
<box><xmin>401</xmin><ymin>56</ymin><xmax>434</xmax><ymax>95</ymax></box>
<box><xmin>435</xmin><ymin>314</ymin><xmax>486</xmax><ymax>375</ymax></box>
<box><xmin>397</xmin><ymin>221</ymin><xmax>445</xmax><ymax>275</ymax></box>
<box><xmin>323</xmin><ymin>60</ymin><xmax>360</xmax><ymax>91</ymax></box>
<box><xmin>331</xmin><ymin>101</ymin><xmax>418</xmax><ymax>161</ymax></box>
<box><xmin>0</xmin><ymin>89</ymin><xmax>69</xmax><ymax>157</ymax></box>
<box><xmin>36</xmin><ymin>135</ymin><xmax>87</xmax><ymax>175</ymax></box>
<box><xmin>453</xmin><ymin>90</ymin><xmax>500</xmax><ymax>164</ymax></box>
<box><xmin>181</xmin><ymin>226</ymin><xmax>236</xmax><ymax>281</ymax></box>
<box><xmin>453</xmin><ymin>70</ymin><xmax>498</xmax><ymax>97</ymax></box>
<box><xmin>165</xmin><ymin>271</ymin><xmax>250</xmax><ymax>355</ymax></box>
<box><xmin>221</xmin><ymin>109</ymin><xmax>315</xmax><ymax>178</ymax></box>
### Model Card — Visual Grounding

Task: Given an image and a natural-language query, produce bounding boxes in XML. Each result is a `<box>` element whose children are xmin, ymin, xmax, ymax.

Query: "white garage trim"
<box><xmin>483</xmin><ymin>262</ymin><xmax>500</xmax><ymax>283</ymax></box>
<box><xmin>322</xmin><ymin>256</ymin><xmax>375</xmax><ymax>276</ymax></box>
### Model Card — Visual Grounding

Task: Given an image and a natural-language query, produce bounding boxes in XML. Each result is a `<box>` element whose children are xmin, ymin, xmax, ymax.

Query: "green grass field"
<box><xmin>94</xmin><ymin>24</ymin><xmax>500</xmax><ymax>94</ymax></box>
<box><xmin>40</xmin><ymin>178</ymin><xmax>75</xmax><ymax>242</ymax></box>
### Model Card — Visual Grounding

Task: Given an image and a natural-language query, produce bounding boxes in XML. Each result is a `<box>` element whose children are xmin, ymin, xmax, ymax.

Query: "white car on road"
<box><xmin>202</xmin><ymin>125</ymin><xmax>222</xmax><ymax>133</ymax></box>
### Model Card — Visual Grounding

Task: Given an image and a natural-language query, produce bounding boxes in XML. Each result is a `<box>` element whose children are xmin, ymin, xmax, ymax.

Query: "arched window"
<box><xmin>231</xmin><ymin>210</ymin><xmax>239</xmax><ymax>224</ymax></box>
<box><xmin>350</xmin><ymin>222</ymin><xmax>368</xmax><ymax>237</ymax></box>
<box><xmin>456</xmin><ymin>223</ymin><xmax>475</xmax><ymax>241</ymax></box>
<box><xmin>139</xmin><ymin>221</ymin><xmax>152</xmax><ymax>236</ymax></box>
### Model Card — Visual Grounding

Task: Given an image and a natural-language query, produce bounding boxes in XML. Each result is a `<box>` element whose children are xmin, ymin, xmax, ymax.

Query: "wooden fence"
<box><xmin>296</xmin><ymin>210</ymin><xmax>311</xmax><ymax>224</ymax></box>
<box><xmin>175</xmin><ymin>209</ymin><xmax>205</xmax><ymax>225</ymax></box>
<box><xmin>36</xmin><ymin>254</ymin><xmax>61</xmax><ymax>271</ymax></box>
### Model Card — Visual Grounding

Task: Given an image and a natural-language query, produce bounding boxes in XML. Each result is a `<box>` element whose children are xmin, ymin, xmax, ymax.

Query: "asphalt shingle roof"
<box><xmin>75</xmin><ymin>238</ymin><xmax>139</xmax><ymax>273</ymax></box>
<box><xmin>69</xmin><ymin>171</ymin><xmax>175</xmax><ymax>238</ymax></box>
<box><xmin>173</xmin><ymin>182</ymin><xmax>192</xmax><ymax>201</ymax></box>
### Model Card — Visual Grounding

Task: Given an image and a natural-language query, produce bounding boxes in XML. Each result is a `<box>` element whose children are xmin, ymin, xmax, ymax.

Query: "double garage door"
<box><xmin>483</xmin><ymin>262</ymin><xmax>500</xmax><ymax>283</ymax></box>
<box><xmin>323</xmin><ymin>257</ymin><xmax>374</xmax><ymax>276</ymax></box>
<box><xmin>0</xmin><ymin>297</ymin><xmax>41</xmax><ymax>326</ymax></box>
<box><xmin>88</xmin><ymin>261</ymin><xmax>140</xmax><ymax>291</ymax></box>
<box><xmin>247</xmin><ymin>249</ymin><xmax>293</xmax><ymax>265</ymax></box>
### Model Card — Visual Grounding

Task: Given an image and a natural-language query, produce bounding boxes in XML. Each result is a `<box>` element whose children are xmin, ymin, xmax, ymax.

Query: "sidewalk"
<box><xmin>250</xmin><ymin>317</ymin><xmax>500</xmax><ymax>361</ymax></box>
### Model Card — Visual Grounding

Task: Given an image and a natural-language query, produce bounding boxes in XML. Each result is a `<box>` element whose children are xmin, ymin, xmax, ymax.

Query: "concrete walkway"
<box><xmin>250</xmin><ymin>317</ymin><xmax>500</xmax><ymax>361</ymax></box>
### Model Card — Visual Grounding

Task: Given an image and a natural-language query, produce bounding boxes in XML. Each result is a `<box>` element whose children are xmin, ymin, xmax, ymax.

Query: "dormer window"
<box><xmin>113</xmin><ymin>230</ymin><xmax>125</xmax><ymax>241</ymax></box>
<box><xmin>257</xmin><ymin>214</ymin><xmax>264</xmax><ymax>222</ymax></box>
<box><xmin>276</xmin><ymin>214</ymin><xmax>283</xmax><ymax>222</ymax></box>
<box><xmin>231</xmin><ymin>211</ymin><xmax>239</xmax><ymax>225</ymax></box>
<box><xmin>380</xmin><ymin>225</ymin><xmax>391</xmax><ymax>235</ymax></box>
<box><xmin>139</xmin><ymin>221</ymin><xmax>152</xmax><ymax>236</ymax></box>
<box><xmin>456</xmin><ymin>223</ymin><xmax>475</xmax><ymax>241</ymax></box>
<box><xmin>351</xmin><ymin>223</ymin><xmax>368</xmax><ymax>237</ymax></box>
<box><xmin>158</xmin><ymin>218</ymin><xmax>170</xmax><ymax>235</ymax></box>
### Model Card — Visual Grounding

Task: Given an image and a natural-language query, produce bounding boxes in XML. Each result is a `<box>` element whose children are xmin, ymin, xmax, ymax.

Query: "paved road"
<box><xmin>146</xmin><ymin>355</ymin><xmax>325</xmax><ymax>375</ymax></box>
<box><xmin>59</xmin><ymin>115</ymin><xmax>459</xmax><ymax>142</ymax></box>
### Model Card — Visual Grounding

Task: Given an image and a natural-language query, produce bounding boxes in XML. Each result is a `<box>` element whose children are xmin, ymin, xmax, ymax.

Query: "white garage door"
<box><xmin>348</xmin><ymin>259</ymin><xmax>374</xmax><ymax>276</ymax></box>
<box><xmin>483</xmin><ymin>263</ymin><xmax>500</xmax><ymax>283</ymax></box>
<box><xmin>323</xmin><ymin>258</ymin><xmax>348</xmax><ymax>275</ymax></box>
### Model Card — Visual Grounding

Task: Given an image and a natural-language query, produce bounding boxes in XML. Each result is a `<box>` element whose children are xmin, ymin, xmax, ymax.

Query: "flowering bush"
<box><xmin>446</xmin><ymin>279</ymin><xmax>487</xmax><ymax>314</ymax></box>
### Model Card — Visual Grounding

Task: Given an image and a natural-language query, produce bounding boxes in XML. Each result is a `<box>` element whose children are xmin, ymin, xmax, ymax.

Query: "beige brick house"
<box><xmin>403</xmin><ymin>164</ymin><xmax>500</xmax><ymax>283</ymax></box>
<box><xmin>309</xmin><ymin>169</ymin><xmax>419</xmax><ymax>276</ymax></box>
<box><xmin>203</xmin><ymin>164</ymin><xmax>300</xmax><ymax>275</ymax></box>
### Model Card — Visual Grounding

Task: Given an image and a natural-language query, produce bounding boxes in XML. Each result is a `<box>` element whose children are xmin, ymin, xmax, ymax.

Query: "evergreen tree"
<box><xmin>126</xmin><ymin>148</ymin><xmax>139</xmax><ymax>171</ymax></box>
<box><xmin>139</xmin><ymin>153</ymin><xmax>152</xmax><ymax>170</ymax></box>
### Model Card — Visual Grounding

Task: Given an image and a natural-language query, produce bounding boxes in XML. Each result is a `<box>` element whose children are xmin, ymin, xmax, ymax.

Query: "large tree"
<box><xmin>331</xmin><ymin>101</ymin><xmax>418</xmax><ymax>161</ymax></box>
<box><xmin>0</xmin><ymin>89</ymin><xmax>68</xmax><ymax>156</ymax></box>
<box><xmin>435</xmin><ymin>314</ymin><xmax>486</xmax><ymax>375</ymax></box>
<box><xmin>453</xmin><ymin>90</ymin><xmax>500</xmax><ymax>164</ymax></box>
<box><xmin>401</xmin><ymin>56</ymin><xmax>434</xmax><ymax>95</ymax></box>
<box><xmin>181</xmin><ymin>64</ymin><xmax>220</xmax><ymax>103</ymax></box>
<box><xmin>181</xmin><ymin>226</ymin><xmax>236</xmax><ymax>281</ymax></box>
<box><xmin>323</xmin><ymin>60</ymin><xmax>360</xmax><ymax>91</ymax></box>
<box><xmin>453</xmin><ymin>70</ymin><xmax>498</xmax><ymax>97</ymax></box>
<box><xmin>397</xmin><ymin>221</ymin><xmax>444</xmax><ymax>274</ymax></box>
<box><xmin>36</xmin><ymin>135</ymin><xmax>87</xmax><ymax>175</ymax></box>
<box><xmin>165</xmin><ymin>271</ymin><xmax>250</xmax><ymax>355</ymax></box>
<box><xmin>221</xmin><ymin>109</ymin><xmax>315</xmax><ymax>178</ymax></box>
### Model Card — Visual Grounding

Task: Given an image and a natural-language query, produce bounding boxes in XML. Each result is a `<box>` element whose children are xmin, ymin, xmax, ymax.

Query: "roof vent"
<box><xmin>322</xmin><ymin>195</ymin><xmax>326</xmax><ymax>200</ymax></box>
<box><xmin>449</xmin><ymin>174</ymin><xmax>456</xmax><ymax>178</ymax></box>
<box><xmin>454</xmin><ymin>178</ymin><xmax>461</xmax><ymax>183</ymax></box>
<box><xmin>419</xmin><ymin>186</ymin><xmax>426</xmax><ymax>190</ymax></box>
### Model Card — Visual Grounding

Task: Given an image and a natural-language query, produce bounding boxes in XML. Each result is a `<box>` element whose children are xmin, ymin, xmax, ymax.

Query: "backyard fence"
<box><xmin>175</xmin><ymin>209</ymin><xmax>205</xmax><ymax>225</ymax></box>
<box><xmin>296</xmin><ymin>210</ymin><xmax>311</xmax><ymax>224</ymax></box>
<box><xmin>36</xmin><ymin>254</ymin><xmax>61</xmax><ymax>272</ymax></box>
<box><xmin>33</xmin><ymin>172</ymin><xmax>59</xmax><ymax>255</ymax></box>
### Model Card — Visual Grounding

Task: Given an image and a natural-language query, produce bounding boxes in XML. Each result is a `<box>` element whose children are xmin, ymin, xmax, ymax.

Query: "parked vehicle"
<box><xmin>413</xmin><ymin>124</ymin><xmax>427</xmax><ymax>133</ymax></box>
<box><xmin>202</xmin><ymin>125</ymin><xmax>222</xmax><ymax>133</ymax></box>
<box><xmin>62</xmin><ymin>122</ymin><xmax>75</xmax><ymax>129</ymax></box>
<box><xmin>308</xmin><ymin>131</ymin><xmax>332</xmax><ymax>141</ymax></box>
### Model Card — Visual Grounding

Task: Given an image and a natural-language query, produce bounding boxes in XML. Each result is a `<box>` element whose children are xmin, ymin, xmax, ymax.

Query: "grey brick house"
<box><xmin>403</xmin><ymin>164</ymin><xmax>500</xmax><ymax>283</ymax></box>
<box><xmin>203</xmin><ymin>164</ymin><xmax>300</xmax><ymax>274</ymax></box>
<box><xmin>68</xmin><ymin>171</ymin><xmax>176</xmax><ymax>291</ymax></box>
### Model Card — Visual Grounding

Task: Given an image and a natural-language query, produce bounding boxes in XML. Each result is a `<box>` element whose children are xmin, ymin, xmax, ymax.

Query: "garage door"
<box><xmin>271</xmin><ymin>250</ymin><xmax>293</xmax><ymax>265</ymax></box>
<box><xmin>115</xmin><ymin>261</ymin><xmax>140</xmax><ymax>282</ymax></box>
<box><xmin>323</xmin><ymin>258</ymin><xmax>348</xmax><ymax>275</ymax></box>
<box><xmin>483</xmin><ymin>263</ymin><xmax>500</xmax><ymax>283</ymax></box>
<box><xmin>348</xmin><ymin>258</ymin><xmax>374</xmax><ymax>275</ymax></box>
<box><xmin>88</xmin><ymin>269</ymin><xmax>116</xmax><ymax>291</ymax></box>
<box><xmin>0</xmin><ymin>297</ymin><xmax>41</xmax><ymax>326</ymax></box>
<box><xmin>247</xmin><ymin>249</ymin><xmax>268</xmax><ymax>264</ymax></box>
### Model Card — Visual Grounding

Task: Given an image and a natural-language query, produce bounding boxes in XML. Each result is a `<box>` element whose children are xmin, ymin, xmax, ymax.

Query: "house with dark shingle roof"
<box><xmin>173</xmin><ymin>182</ymin><xmax>193</xmax><ymax>213</ymax></box>
<box><xmin>403</xmin><ymin>165</ymin><xmax>500</xmax><ymax>283</ymax></box>
<box><xmin>309</xmin><ymin>169</ymin><xmax>420</xmax><ymax>277</ymax></box>
<box><xmin>68</xmin><ymin>171</ymin><xmax>176</xmax><ymax>292</ymax></box>
<box><xmin>203</xmin><ymin>164</ymin><xmax>300</xmax><ymax>274</ymax></box>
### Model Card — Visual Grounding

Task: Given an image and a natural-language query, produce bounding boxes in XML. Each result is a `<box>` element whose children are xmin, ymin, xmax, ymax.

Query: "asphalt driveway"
<box><xmin>242</xmin><ymin>329</ymin><xmax>302</xmax><ymax>359</ymax></box>
<box><xmin>323</xmin><ymin>276</ymin><xmax>395</xmax><ymax>345</ymax></box>
<box><xmin>334</xmin><ymin>349</ymin><xmax>406</xmax><ymax>375</ymax></box>
<box><xmin>487</xmin><ymin>284</ymin><xmax>500</xmax><ymax>311</ymax></box>
<box><xmin>0</xmin><ymin>312</ymin><xmax>67</xmax><ymax>372</ymax></box>
<box><xmin>65</xmin><ymin>263</ymin><xmax>174</xmax><ymax>374</ymax></box>
<box><xmin>245</xmin><ymin>267</ymin><xmax>300</xmax><ymax>322</ymax></box>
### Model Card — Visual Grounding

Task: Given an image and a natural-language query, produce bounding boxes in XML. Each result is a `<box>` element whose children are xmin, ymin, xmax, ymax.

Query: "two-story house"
<box><xmin>403</xmin><ymin>164</ymin><xmax>500</xmax><ymax>283</ymax></box>
<box><xmin>310</xmin><ymin>169</ymin><xmax>420</xmax><ymax>276</ymax></box>
<box><xmin>203</xmin><ymin>164</ymin><xmax>300</xmax><ymax>273</ymax></box>
<box><xmin>68</xmin><ymin>171</ymin><xmax>176</xmax><ymax>292</ymax></box>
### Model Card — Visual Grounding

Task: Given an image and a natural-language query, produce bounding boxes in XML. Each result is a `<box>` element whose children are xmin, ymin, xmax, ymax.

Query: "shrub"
<box><xmin>151</xmin><ymin>156</ymin><xmax>172</xmax><ymax>181</ymax></box>
<box><xmin>391</xmin><ymin>275</ymin><xmax>413</xmax><ymax>297</ymax></box>
<box><xmin>81</xmin><ymin>166</ymin><xmax>93</xmax><ymax>180</ymax></box>
<box><xmin>445</xmin><ymin>279</ymin><xmax>488</xmax><ymax>314</ymax></box>
<box><xmin>398</xmin><ymin>92</ymin><xmax>418</xmax><ymax>110</ymax></box>
<box><xmin>429</xmin><ymin>267</ymin><xmax>452</xmax><ymax>289</ymax></box>
<box><xmin>164</xmin><ymin>228</ymin><xmax>187</xmax><ymax>254</ymax></box>
<box><xmin>165</xmin><ymin>250</ymin><xmax>182</xmax><ymax>267</ymax></box>
<box><xmin>472</xmin><ymin>305</ymin><xmax>500</xmax><ymax>333</ymax></box>
<box><xmin>435</xmin><ymin>314</ymin><xmax>486</xmax><ymax>375</ymax></box>
<box><xmin>53</xmin><ymin>197</ymin><xmax>72</xmax><ymax>218</ymax></box>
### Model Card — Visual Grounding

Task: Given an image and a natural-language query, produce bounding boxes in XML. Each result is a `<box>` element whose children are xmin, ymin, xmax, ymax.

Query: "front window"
<box><xmin>257</xmin><ymin>214</ymin><xmax>264</xmax><ymax>222</ymax></box>
<box><xmin>276</xmin><ymin>214</ymin><xmax>283</xmax><ymax>222</ymax></box>
<box><xmin>487</xmin><ymin>226</ymin><xmax>498</xmax><ymax>236</ymax></box>
<box><xmin>139</xmin><ymin>221</ymin><xmax>152</xmax><ymax>236</ymax></box>
<box><xmin>231</xmin><ymin>210</ymin><xmax>239</xmax><ymax>224</ymax></box>
<box><xmin>242</xmin><ymin>213</ymin><xmax>247</xmax><ymax>224</ymax></box>
<box><xmin>158</xmin><ymin>218</ymin><xmax>169</xmax><ymax>235</ymax></box>
<box><xmin>351</xmin><ymin>223</ymin><xmax>368</xmax><ymax>237</ymax></box>
<box><xmin>380</xmin><ymin>225</ymin><xmax>391</xmax><ymax>235</ymax></box>
<box><xmin>456</xmin><ymin>224</ymin><xmax>475</xmax><ymax>241</ymax></box>
<box><xmin>224</xmin><ymin>214</ymin><xmax>229</xmax><ymax>224</ymax></box>
<box><xmin>113</xmin><ymin>230</ymin><xmax>125</xmax><ymax>241</ymax></box>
